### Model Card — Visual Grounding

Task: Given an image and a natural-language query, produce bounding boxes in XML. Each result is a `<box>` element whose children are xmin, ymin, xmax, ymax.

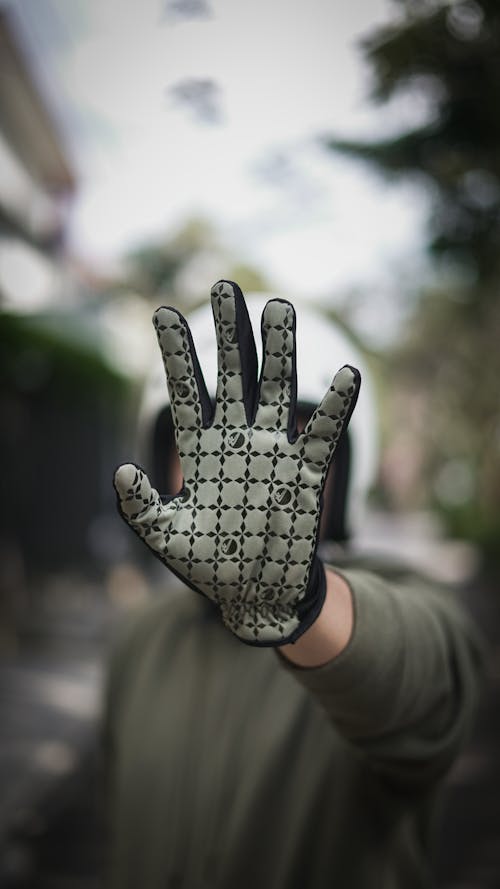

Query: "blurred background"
<box><xmin>0</xmin><ymin>0</ymin><xmax>499</xmax><ymax>885</ymax></box>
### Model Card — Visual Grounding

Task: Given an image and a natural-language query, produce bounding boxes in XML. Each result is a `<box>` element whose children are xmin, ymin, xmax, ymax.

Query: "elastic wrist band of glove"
<box><xmin>226</xmin><ymin>557</ymin><xmax>328</xmax><ymax>649</ymax></box>
<box><xmin>279</xmin><ymin>557</ymin><xmax>327</xmax><ymax>647</ymax></box>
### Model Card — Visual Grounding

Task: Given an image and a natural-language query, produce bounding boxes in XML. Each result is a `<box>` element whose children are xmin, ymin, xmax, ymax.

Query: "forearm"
<box><xmin>279</xmin><ymin>566</ymin><xmax>483</xmax><ymax>785</ymax></box>
<box><xmin>280</xmin><ymin>568</ymin><xmax>354</xmax><ymax>667</ymax></box>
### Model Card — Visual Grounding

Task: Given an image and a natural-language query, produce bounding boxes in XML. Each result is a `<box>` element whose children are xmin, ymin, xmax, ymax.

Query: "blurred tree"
<box><xmin>169</xmin><ymin>78</ymin><xmax>223</xmax><ymax>124</ymax></box>
<box><xmin>125</xmin><ymin>217</ymin><xmax>269</xmax><ymax>309</ymax></box>
<box><xmin>163</xmin><ymin>0</ymin><xmax>212</xmax><ymax>22</ymax></box>
<box><xmin>326</xmin><ymin>0</ymin><xmax>500</xmax><ymax>562</ymax></box>
<box><xmin>226</xmin><ymin>262</ymin><xmax>269</xmax><ymax>294</ymax></box>
<box><xmin>126</xmin><ymin>218</ymin><xmax>216</xmax><ymax>299</ymax></box>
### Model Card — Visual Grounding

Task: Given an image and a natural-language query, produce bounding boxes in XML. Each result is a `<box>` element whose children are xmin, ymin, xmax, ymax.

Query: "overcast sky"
<box><xmin>10</xmin><ymin>0</ymin><xmax>430</xmax><ymax>317</ymax></box>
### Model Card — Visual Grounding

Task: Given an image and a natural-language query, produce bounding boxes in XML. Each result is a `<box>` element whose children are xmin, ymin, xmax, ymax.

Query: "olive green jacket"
<box><xmin>104</xmin><ymin>557</ymin><xmax>482</xmax><ymax>889</ymax></box>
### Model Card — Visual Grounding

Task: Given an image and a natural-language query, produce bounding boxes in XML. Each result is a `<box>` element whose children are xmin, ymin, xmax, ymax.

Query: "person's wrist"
<box><xmin>279</xmin><ymin>568</ymin><xmax>354</xmax><ymax>668</ymax></box>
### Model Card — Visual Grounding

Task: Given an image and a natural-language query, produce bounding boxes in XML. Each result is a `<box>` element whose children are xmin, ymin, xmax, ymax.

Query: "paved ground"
<box><xmin>0</xmin><ymin>584</ymin><xmax>109</xmax><ymax>889</ymax></box>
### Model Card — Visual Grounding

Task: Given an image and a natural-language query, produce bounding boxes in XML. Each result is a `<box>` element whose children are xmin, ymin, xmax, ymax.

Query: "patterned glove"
<box><xmin>114</xmin><ymin>280</ymin><xmax>360</xmax><ymax>645</ymax></box>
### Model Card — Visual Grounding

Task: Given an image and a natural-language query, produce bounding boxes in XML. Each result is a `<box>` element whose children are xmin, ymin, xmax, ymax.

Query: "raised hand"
<box><xmin>114</xmin><ymin>281</ymin><xmax>360</xmax><ymax>645</ymax></box>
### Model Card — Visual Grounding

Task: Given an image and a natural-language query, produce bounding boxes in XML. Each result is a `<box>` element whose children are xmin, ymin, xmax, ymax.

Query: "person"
<box><xmin>108</xmin><ymin>279</ymin><xmax>482</xmax><ymax>889</ymax></box>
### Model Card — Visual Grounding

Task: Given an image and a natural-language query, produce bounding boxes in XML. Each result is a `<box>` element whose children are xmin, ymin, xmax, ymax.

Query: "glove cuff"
<box><xmin>221</xmin><ymin>557</ymin><xmax>327</xmax><ymax>648</ymax></box>
<box><xmin>284</xmin><ymin>556</ymin><xmax>327</xmax><ymax>645</ymax></box>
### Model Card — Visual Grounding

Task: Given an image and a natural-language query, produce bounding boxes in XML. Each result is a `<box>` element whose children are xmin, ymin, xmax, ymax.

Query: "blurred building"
<box><xmin>0</xmin><ymin>7</ymin><xmax>133</xmax><ymax>593</ymax></box>
<box><xmin>0</xmin><ymin>7</ymin><xmax>77</xmax><ymax>311</ymax></box>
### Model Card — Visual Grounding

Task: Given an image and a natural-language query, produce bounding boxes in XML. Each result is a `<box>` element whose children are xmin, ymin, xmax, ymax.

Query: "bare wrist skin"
<box><xmin>279</xmin><ymin>568</ymin><xmax>354</xmax><ymax>668</ymax></box>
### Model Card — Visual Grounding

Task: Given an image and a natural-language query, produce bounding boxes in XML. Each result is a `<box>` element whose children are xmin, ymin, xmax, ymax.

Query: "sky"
<box><xmin>10</xmin><ymin>0</ymin><xmax>431</xmax><ymax>324</ymax></box>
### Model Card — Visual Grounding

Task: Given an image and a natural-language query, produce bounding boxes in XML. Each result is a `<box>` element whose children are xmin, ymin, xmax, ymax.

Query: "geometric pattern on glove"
<box><xmin>114</xmin><ymin>280</ymin><xmax>360</xmax><ymax>645</ymax></box>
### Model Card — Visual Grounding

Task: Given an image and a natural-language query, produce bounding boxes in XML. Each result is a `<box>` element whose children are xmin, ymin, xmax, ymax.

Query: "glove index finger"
<box><xmin>301</xmin><ymin>365</ymin><xmax>360</xmax><ymax>473</ymax></box>
<box><xmin>211</xmin><ymin>280</ymin><xmax>258</xmax><ymax>427</ymax></box>
<box><xmin>153</xmin><ymin>307</ymin><xmax>212</xmax><ymax>438</ymax></box>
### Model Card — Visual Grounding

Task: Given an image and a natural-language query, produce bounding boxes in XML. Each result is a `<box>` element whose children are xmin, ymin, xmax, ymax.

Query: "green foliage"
<box><xmin>328</xmin><ymin>0</ymin><xmax>500</xmax><ymax>286</ymax></box>
<box><xmin>0</xmin><ymin>311</ymin><xmax>129</xmax><ymax>403</ymax></box>
<box><xmin>126</xmin><ymin>218</ymin><xmax>217</xmax><ymax>298</ymax></box>
<box><xmin>124</xmin><ymin>217</ymin><xmax>270</xmax><ymax>308</ymax></box>
<box><xmin>224</xmin><ymin>263</ymin><xmax>269</xmax><ymax>294</ymax></box>
<box><xmin>438</xmin><ymin>500</ymin><xmax>500</xmax><ymax>563</ymax></box>
<box><xmin>326</xmin><ymin>0</ymin><xmax>500</xmax><ymax>564</ymax></box>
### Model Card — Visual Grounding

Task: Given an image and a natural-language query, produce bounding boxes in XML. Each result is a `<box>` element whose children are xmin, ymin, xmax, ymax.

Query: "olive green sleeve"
<box><xmin>282</xmin><ymin>567</ymin><xmax>484</xmax><ymax>787</ymax></box>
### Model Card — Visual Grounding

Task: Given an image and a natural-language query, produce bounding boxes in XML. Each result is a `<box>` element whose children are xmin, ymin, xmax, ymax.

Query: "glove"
<box><xmin>114</xmin><ymin>280</ymin><xmax>360</xmax><ymax>646</ymax></box>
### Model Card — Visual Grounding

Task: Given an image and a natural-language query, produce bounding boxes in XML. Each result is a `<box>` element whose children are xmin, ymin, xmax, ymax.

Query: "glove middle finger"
<box><xmin>211</xmin><ymin>280</ymin><xmax>258</xmax><ymax>428</ymax></box>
